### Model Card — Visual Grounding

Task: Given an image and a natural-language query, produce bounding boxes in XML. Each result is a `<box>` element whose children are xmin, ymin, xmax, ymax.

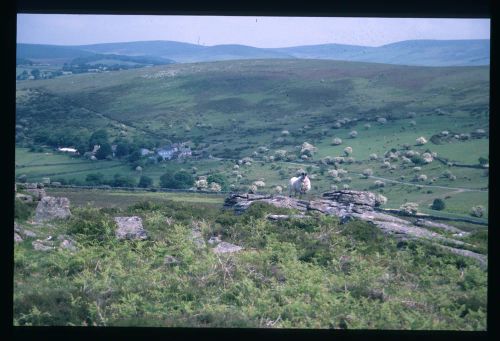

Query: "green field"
<box><xmin>45</xmin><ymin>188</ymin><xmax>225</xmax><ymax>208</ymax></box>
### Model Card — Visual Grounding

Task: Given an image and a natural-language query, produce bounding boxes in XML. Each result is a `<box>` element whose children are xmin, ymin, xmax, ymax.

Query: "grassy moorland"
<box><xmin>14</xmin><ymin>58</ymin><xmax>488</xmax><ymax>328</ymax></box>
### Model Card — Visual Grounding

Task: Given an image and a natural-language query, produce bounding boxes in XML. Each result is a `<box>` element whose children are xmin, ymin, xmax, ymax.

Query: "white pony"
<box><xmin>289</xmin><ymin>172</ymin><xmax>311</xmax><ymax>198</ymax></box>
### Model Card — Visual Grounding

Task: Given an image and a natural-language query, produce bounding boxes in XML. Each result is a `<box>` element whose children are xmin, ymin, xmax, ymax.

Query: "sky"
<box><xmin>17</xmin><ymin>14</ymin><xmax>490</xmax><ymax>48</ymax></box>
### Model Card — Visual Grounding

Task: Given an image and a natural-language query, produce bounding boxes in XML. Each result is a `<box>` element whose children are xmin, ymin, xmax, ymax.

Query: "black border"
<box><xmin>5</xmin><ymin>0</ymin><xmax>496</xmax><ymax>340</ymax></box>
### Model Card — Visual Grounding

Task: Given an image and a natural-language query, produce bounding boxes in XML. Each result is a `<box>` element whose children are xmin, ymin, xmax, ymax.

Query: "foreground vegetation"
<box><xmin>14</xmin><ymin>194</ymin><xmax>487</xmax><ymax>329</ymax></box>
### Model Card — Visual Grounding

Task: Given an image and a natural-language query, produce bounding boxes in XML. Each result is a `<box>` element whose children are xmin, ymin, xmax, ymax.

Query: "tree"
<box><xmin>138</xmin><ymin>175</ymin><xmax>153</xmax><ymax>188</ymax></box>
<box><xmin>127</xmin><ymin>150</ymin><xmax>141</xmax><ymax>163</ymax></box>
<box><xmin>431</xmin><ymin>198</ymin><xmax>446</xmax><ymax>211</ymax></box>
<box><xmin>89</xmin><ymin>129</ymin><xmax>109</xmax><ymax>148</ymax></box>
<box><xmin>112</xmin><ymin>173</ymin><xmax>135</xmax><ymax>187</ymax></box>
<box><xmin>95</xmin><ymin>142</ymin><xmax>112</xmax><ymax>160</ymax></box>
<box><xmin>115</xmin><ymin>143</ymin><xmax>130</xmax><ymax>158</ymax></box>
<box><xmin>86</xmin><ymin>173</ymin><xmax>105</xmax><ymax>185</ymax></box>
<box><xmin>160</xmin><ymin>170</ymin><xmax>193</xmax><ymax>189</ymax></box>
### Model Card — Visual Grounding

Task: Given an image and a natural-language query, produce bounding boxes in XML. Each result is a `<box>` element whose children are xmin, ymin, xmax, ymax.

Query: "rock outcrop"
<box><xmin>224</xmin><ymin>190</ymin><xmax>484</xmax><ymax>266</ymax></box>
<box><xmin>114</xmin><ymin>216</ymin><xmax>148</xmax><ymax>240</ymax></box>
<box><xmin>224</xmin><ymin>193</ymin><xmax>308</xmax><ymax>213</ymax></box>
<box><xmin>213</xmin><ymin>241</ymin><xmax>243</xmax><ymax>254</ymax></box>
<box><xmin>14</xmin><ymin>222</ymin><xmax>37</xmax><ymax>239</ymax></box>
<box><xmin>34</xmin><ymin>197</ymin><xmax>71</xmax><ymax>223</ymax></box>
<box><xmin>26</xmin><ymin>188</ymin><xmax>46</xmax><ymax>201</ymax></box>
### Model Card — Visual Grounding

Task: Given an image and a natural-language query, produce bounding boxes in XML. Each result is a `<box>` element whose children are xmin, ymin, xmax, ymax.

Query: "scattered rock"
<box><xmin>164</xmin><ymin>255</ymin><xmax>180</xmax><ymax>266</ymax></box>
<box><xmin>14</xmin><ymin>233</ymin><xmax>23</xmax><ymax>243</ymax></box>
<box><xmin>114</xmin><ymin>216</ymin><xmax>148</xmax><ymax>240</ymax></box>
<box><xmin>26</xmin><ymin>188</ymin><xmax>46</xmax><ymax>201</ymax></box>
<box><xmin>208</xmin><ymin>235</ymin><xmax>222</xmax><ymax>245</ymax></box>
<box><xmin>57</xmin><ymin>235</ymin><xmax>77</xmax><ymax>251</ymax></box>
<box><xmin>32</xmin><ymin>239</ymin><xmax>54</xmax><ymax>251</ymax></box>
<box><xmin>60</xmin><ymin>239</ymin><xmax>77</xmax><ymax>252</ymax></box>
<box><xmin>15</xmin><ymin>226</ymin><xmax>37</xmax><ymax>238</ymax></box>
<box><xmin>34</xmin><ymin>197</ymin><xmax>71</xmax><ymax>223</ymax></box>
<box><xmin>213</xmin><ymin>241</ymin><xmax>243</xmax><ymax>254</ymax></box>
<box><xmin>191</xmin><ymin>229</ymin><xmax>206</xmax><ymax>248</ymax></box>
<box><xmin>25</xmin><ymin>183</ymin><xmax>39</xmax><ymax>189</ymax></box>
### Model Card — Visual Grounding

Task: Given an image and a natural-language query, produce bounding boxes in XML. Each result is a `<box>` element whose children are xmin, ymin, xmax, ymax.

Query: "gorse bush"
<box><xmin>431</xmin><ymin>198</ymin><xmax>446</xmax><ymax>211</ymax></box>
<box><xmin>67</xmin><ymin>206</ymin><xmax>115</xmax><ymax>242</ymax></box>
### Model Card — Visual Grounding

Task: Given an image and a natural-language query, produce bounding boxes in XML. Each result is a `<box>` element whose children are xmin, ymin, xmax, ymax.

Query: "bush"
<box><xmin>85</xmin><ymin>173</ymin><xmax>105</xmax><ymax>185</ymax></box>
<box><xmin>207</xmin><ymin>174</ymin><xmax>228</xmax><ymax>191</ymax></box>
<box><xmin>15</xmin><ymin>199</ymin><xmax>36</xmax><ymax>221</ymax></box>
<box><xmin>138</xmin><ymin>175</ymin><xmax>153</xmax><ymax>188</ymax></box>
<box><xmin>470</xmin><ymin>206</ymin><xmax>485</xmax><ymax>218</ymax></box>
<box><xmin>112</xmin><ymin>173</ymin><xmax>136</xmax><ymax>187</ymax></box>
<box><xmin>95</xmin><ymin>142</ymin><xmax>112</xmax><ymax>160</ymax></box>
<box><xmin>67</xmin><ymin>207</ymin><xmax>115</xmax><ymax>242</ymax></box>
<box><xmin>160</xmin><ymin>170</ymin><xmax>193</xmax><ymax>189</ymax></box>
<box><xmin>431</xmin><ymin>198</ymin><xmax>446</xmax><ymax>211</ymax></box>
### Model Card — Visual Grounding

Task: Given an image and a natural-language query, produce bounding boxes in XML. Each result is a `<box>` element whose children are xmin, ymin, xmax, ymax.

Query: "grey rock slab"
<box><xmin>213</xmin><ymin>241</ymin><xmax>243</xmax><ymax>254</ymax></box>
<box><xmin>59</xmin><ymin>239</ymin><xmax>77</xmax><ymax>252</ymax></box>
<box><xmin>369</xmin><ymin>220</ymin><xmax>468</xmax><ymax>248</ymax></box>
<box><xmin>436</xmin><ymin>245</ymin><xmax>487</xmax><ymax>269</ymax></box>
<box><xmin>164</xmin><ymin>255</ymin><xmax>180</xmax><ymax>266</ymax></box>
<box><xmin>32</xmin><ymin>240</ymin><xmax>54</xmax><ymax>251</ymax></box>
<box><xmin>114</xmin><ymin>216</ymin><xmax>148</xmax><ymax>240</ymax></box>
<box><xmin>26</xmin><ymin>188</ymin><xmax>46</xmax><ymax>201</ymax></box>
<box><xmin>34</xmin><ymin>196</ymin><xmax>71</xmax><ymax>223</ymax></box>
<box><xmin>20</xmin><ymin>229</ymin><xmax>37</xmax><ymax>238</ymax></box>
<box><xmin>322</xmin><ymin>190</ymin><xmax>379</xmax><ymax>207</ymax></box>
<box><xmin>414</xmin><ymin>219</ymin><xmax>469</xmax><ymax>235</ymax></box>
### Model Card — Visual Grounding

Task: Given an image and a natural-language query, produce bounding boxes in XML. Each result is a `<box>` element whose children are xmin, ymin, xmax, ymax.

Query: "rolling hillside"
<box><xmin>17</xmin><ymin>39</ymin><xmax>490</xmax><ymax>66</ymax></box>
<box><xmin>15</xmin><ymin>58</ymin><xmax>489</xmax><ymax>219</ymax></box>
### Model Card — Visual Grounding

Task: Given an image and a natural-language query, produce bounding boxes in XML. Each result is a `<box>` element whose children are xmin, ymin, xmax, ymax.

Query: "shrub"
<box><xmin>112</xmin><ymin>173</ymin><xmax>136</xmax><ymax>187</ymax></box>
<box><xmin>138</xmin><ymin>175</ymin><xmax>153</xmax><ymax>188</ymax></box>
<box><xmin>332</xmin><ymin>137</ymin><xmax>342</xmax><ymax>145</ymax></box>
<box><xmin>362</xmin><ymin>168</ymin><xmax>373</xmax><ymax>178</ymax></box>
<box><xmin>470</xmin><ymin>206</ymin><xmax>485</xmax><ymax>218</ymax></box>
<box><xmin>207</xmin><ymin>174</ymin><xmax>228</xmax><ymax>191</ymax></box>
<box><xmin>85</xmin><ymin>173</ymin><xmax>105</xmax><ymax>185</ymax></box>
<box><xmin>431</xmin><ymin>198</ymin><xmax>446</xmax><ymax>211</ymax></box>
<box><xmin>400</xmin><ymin>202</ymin><xmax>418</xmax><ymax>215</ymax></box>
<box><xmin>160</xmin><ymin>170</ymin><xmax>194</xmax><ymax>189</ymax></box>
<box><xmin>67</xmin><ymin>207</ymin><xmax>115</xmax><ymax>242</ymax></box>
<box><xmin>478</xmin><ymin>157</ymin><xmax>488</xmax><ymax>165</ymax></box>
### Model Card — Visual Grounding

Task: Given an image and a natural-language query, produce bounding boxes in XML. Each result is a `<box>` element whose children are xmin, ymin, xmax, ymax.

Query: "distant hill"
<box><xmin>16</xmin><ymin>44</ymin><xmax>95</xmax><ymax>64</ymax></box>
<box><xmin>17</xmin><ymin>39</ymin><xmax>490</xmax><ymax>66</ymax></box>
